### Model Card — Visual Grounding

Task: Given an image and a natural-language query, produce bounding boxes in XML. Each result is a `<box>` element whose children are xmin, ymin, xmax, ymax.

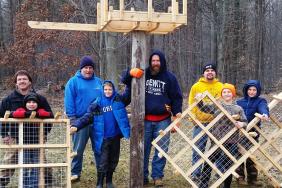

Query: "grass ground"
<box><xmin>70</xmin><ymin>140</ymin><xmax>273</xmax><ymax>188</ymax></box>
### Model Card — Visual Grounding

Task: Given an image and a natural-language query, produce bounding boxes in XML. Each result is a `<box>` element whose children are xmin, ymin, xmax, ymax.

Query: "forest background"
<box><xmin>0</xmin><ymin>1</ymin><xmax>281</xmax><ymax>187</ymax></box>
<box><xmin>0</xmin><ymin>0</ymin><xmax>282</xmax><ymax>95</ymax></box>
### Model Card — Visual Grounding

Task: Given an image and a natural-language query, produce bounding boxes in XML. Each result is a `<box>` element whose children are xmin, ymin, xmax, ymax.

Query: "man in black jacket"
<box><xmin>0</xmin><ymin>70</ymin><xmax>53</xmax><ymax>187</ymax></box>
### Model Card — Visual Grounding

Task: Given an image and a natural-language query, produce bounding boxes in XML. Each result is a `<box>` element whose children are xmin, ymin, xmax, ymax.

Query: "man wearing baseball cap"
<box><xmin>188</xmin><ymin>62</ymin><xmax>223</xmax><ymax>181</ymax></box>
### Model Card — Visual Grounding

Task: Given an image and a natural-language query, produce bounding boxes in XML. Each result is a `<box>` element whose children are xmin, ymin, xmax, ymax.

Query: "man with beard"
<box><xmin>188</xmin><ymin>63</ymin><xmax>223</xmax><ymax>181</ymax></box>
<box><xmin>123</xmin><ymin>50</ymin><xmax>183</xmax><ymax>187</ymax></box>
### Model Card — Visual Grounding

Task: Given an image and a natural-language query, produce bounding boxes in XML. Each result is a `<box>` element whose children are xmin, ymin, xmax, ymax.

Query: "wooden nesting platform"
<box><xmin>28</xmin><ymin>0</ymin><xmax>187</xmax><ymax>34</ymax></box>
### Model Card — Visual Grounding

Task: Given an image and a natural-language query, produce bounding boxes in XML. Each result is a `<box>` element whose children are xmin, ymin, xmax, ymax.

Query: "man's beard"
<box><xmin>150</xmin><ymin>66</ymin><xmax>161</xmax><ymax>75</ymax></box>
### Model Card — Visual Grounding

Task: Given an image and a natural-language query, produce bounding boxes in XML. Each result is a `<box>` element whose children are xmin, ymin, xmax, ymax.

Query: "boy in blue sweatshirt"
<box><xmin>70</xmin><ymin>80</ymin><xmax>131</xmax><ymax>188</ymax></box>
<box><xmin>236</xmin><ymin>80</ymin><xmax>269</xmax><ymax>185</ymax></box>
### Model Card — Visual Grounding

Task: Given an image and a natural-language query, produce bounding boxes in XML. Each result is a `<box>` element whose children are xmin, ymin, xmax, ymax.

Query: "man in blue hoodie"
<box><xmin>236</xmin><ymin>80</ymin><xmax>269</xmax><ymax>186</ymax></box>
<box><xmin>124</xmin><ymin>50</ymin><xmax>183</xmax><ymax>187</ymax></box>
<box><xmin>64</xmin><ymin>56</ymin><xmax>103</xmax><ymax>182</ymax></box>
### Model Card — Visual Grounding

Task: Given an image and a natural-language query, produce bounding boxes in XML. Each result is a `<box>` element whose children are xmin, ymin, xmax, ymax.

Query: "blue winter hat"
<box><xmin>80</xmin><ymin>56</ymin><xmax>95</xmax><ymax>69</ymax></box>
<box><xmin>202</xmin><ymin>62</ymin><xmax>217</xmax><ymax>73</ymax></box>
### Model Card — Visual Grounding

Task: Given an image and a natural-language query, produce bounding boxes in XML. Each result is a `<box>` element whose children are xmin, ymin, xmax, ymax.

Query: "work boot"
<box><xmin>153</xmin><ymin>178</ymin><xmax>163</xmax><ymax>187</ymax></box>
<box><xmin>96</xmin><ymin>172</ymin><xmax>105</xmax><ymax>188</ymax></box>
<box><xmin>248</xmin><ymin>179</ymin><xmax>262</xmax><ymax>186</ymax></box>
<box><xmin>106</xmin><ymin>171</ymin><xmax>114</xmax><ymax>188</ymax></box>
<box><xmin>237</xmin><ymin>176</ymin><xmax>248</xmax><ymax>186</ymax></box>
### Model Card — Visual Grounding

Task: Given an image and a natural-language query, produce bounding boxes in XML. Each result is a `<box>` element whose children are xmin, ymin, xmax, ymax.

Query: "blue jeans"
<box><xmin>144</xmin><ymin>118</ymin><xmax>171</xmax><ymax>180</ymax></box>
<box><xmin>72</xmin><ymin>124</ymin><xmax>99</xmax><ymax>176</ymax></box>
<box><xmin>192</xmin><ymin>124</ymin><xmax>208</xmax><ymax>177</ymax></box>
<box><xmin>23</xmin><ymin>149</ymin><xmax>39</xmax><ymax>188</ymax></box>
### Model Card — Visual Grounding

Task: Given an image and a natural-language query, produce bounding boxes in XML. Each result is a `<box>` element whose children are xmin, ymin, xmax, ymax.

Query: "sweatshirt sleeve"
<box><xmin>0</xmin><ymin>98</ymin><xmax>10</xmax><ymax>138</ymax></box>
<box><xmin>64</xmin><ymin>78</ymin><xmax>77</xmax><ymax>118</ymax></box>
<box><xmin>257</xmin><ymin>98</ymin><xmax>269</xmax><ymax>116</ymax></box>
<box><xmin>188</xmin><ymin>85</ymin><xmax>196</xmax><ymax>106</ymax></box>
<box><xmin>71</xmin><ymin>112</ymin><xmax>93</xmax><ymax>131</ymax></box>
<box><xmin>168</xmin><ymin>74</ymin><xmax>183</xmax><ymax>116</ymax></box>
<box><xmin>119</xmin><ymin>84</ymin><xmax>131</xmax><ymax>106</ymax></box>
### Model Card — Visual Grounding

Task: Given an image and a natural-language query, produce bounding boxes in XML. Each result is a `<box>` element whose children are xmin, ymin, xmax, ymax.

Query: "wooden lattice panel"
<box><xmin>244</xmin><ymin>92</ymin><xmax>282</xmax><ymax>187</ymax></box>
<box><xmin>0</xmin><ymin>112</ymin><xmax>71</xmax><ymax>188</ymax></box>
<box><xmin>152</xmin><ymin>92</ymin><xmax>260</xmax><ymax>188</ymax></box>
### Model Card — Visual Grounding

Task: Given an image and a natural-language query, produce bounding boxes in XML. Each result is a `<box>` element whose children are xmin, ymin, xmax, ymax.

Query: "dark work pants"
<box><xmin>236</xmin><ymin>134</ymin><xmax>259</xmax><ymax>181</ymax></box>
<box><xmin>199</xmin><ymin>144</ymin><xmax>237</xmax><ymax>188</ymax></box>
<box><xmin>97</xmin><ymin>135</ymin><xmax>121</xmax><ymax>173</ymax></box>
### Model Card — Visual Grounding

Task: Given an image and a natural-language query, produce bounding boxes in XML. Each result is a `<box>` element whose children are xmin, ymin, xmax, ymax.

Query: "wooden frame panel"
<box><xmin>152</xmin><ymin>91</ymin><xmax>260</xmax><ymax>188</ymax></box>
<box><xmin>0</xmin><ymin>113</ymin><xmax>71</xmax><ymax>188</ymax></box>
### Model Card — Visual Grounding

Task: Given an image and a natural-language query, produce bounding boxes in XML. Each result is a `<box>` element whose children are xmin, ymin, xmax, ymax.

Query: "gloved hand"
<box><xmin>70</xmin><ymin>127</ymin><xmax>78</xmax><ymax>135</ymax></box>
<box><xmin>36</xmin><ymin>109</ymin><xmax>51</xmax><ymax>118</ymax></box>
<box><xmin>171</xmin><ymin>113</ymin><xmax>182</xmax><ymax>133</ymax></box>
<box><xmin>130</xmin><ymin>68</ymin><xmax>144</xmax><ymax>78</ymax></box>
<box><xmin>165</xmin><ymin>104</ymin><xmax>171</xmax><ymax>112</ymax></box>
<box><xmin>87</xmin><ymin>98</ymin><xmax>99</xmax><ymax>113</ymax></box>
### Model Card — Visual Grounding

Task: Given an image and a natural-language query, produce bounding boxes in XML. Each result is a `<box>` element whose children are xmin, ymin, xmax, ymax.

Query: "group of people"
<box><xmin>0</xmin><ymin>50</ymin><xmax>269</xmax><ymax>188</ymax></box>
<box><xmin>0</xmin><ymin>70</ymin><xmax>53</xmax><ymax>187</ymax></box>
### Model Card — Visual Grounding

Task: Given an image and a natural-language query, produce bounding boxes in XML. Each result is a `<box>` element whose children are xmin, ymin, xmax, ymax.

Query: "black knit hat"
<box><xmin>80</xmin><ymin>56</ymin><xmax>95</xmax><ymax>69</ymax></box>
<box><xmin>24</xmin><ymin>92</ymin><xmax>39</xmax><ymax>105</ymax></box>
<box><xmin>202</xmin><ymin>63</ymin><xmax>217</xmax><ymax>73</ymax></box>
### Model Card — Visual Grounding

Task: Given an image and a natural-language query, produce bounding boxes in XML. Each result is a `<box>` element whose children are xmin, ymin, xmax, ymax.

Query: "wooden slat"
<box><xmin>65</xmin><ymin>118</ymin><xmax>71</xmax><ymax>188</ymax></box>
<box><xmin>0</xmin><ymin>163</ymin><xmax>68</xmax><ymax>169</ymax></box>
<box><xmin>0</xmin><ymin>118</ymin><xmax>69</xmax><ymax>123</ymax></box>
<box><xmin>0</xmin><ymin>144</ymin><xmax>68</xmax><ymax>149</ymax></box>
<box><xmin>28</xmin><ymin>21</ymin><xmax>99</xmax><ymax>31</ymax></box>
<box><xmin>39</xmin><ymin>122</ymin><xmax>44</xmax><ymax>187</ymax></box>
<box><xmin>4</xmin><ymin>111</ymin><xmax>10</xmax><ymax>119</ymax></box>
<box><xmin>54</xmin><ymin>112</ymin><xmax>62</xmax><ymax>119</ymax></box>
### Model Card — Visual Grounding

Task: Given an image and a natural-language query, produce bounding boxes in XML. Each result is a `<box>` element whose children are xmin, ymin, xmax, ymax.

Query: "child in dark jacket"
<box><xmin>10</xmin><ymin>92</ymin><xmax>53</xmax><ymax>144</ymax></box>
<box><xmin>236</xmin><ymin>80</ymin><xmax>269</xmax><ymax>185</ymax></box>
<box><xmin>70</xmin><ymin>80</ymin><xmax>131</xmax><ymax>188</ymax></box>
<box><xmin>8</xmin><ymin>92</ymin><xmax>53</xmax><ymax>188</ymax></box>
<box><xmin>196</xmin><ymin>83</ymin><xmax>247</xmax><ymax>188</ymax></box>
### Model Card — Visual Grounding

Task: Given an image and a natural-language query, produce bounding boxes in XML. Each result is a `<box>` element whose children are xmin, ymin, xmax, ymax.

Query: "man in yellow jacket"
<box><xmin>188</xmin><ymin>63</ymin><xmax>223</xmax><ymax>181</ymax></box>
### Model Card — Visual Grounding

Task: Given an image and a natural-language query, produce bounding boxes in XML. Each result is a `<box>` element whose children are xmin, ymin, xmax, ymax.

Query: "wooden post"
<box><xmin>129</xmin><ymin>31</ymin><xmax>147</xmax><ymax>188</ymax></box>
<box><xmin>39</xmin><ymin>122</ymin><xmax>44</xmax><ymax>187</ymax></box>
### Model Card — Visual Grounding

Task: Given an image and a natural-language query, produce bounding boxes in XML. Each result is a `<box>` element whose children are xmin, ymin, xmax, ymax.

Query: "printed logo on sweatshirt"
<box><xmin>103</xmin><ymin>105</ymin><xmax>113</xmax><ymax>112</ymax></box>
<box><xmin>146</xmin><ymin>79</ymin><xmax>166</xmax><ymax>95</ymax></box>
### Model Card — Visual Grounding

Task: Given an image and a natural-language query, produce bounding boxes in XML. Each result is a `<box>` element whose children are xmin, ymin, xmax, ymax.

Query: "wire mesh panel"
<box><xmin>244</xmin><ymin>92</ymin><xmax>282</xmax><ymax>187</ymax></box>
<box><xmin>0</xmin><ymin>113</ymin><xmax>71</xmax><ymax>188</ymax></box>
<box><xmin>152</xmin><ymin>92</ymin><xmax>260</xmax><ymax>188</ymax></box>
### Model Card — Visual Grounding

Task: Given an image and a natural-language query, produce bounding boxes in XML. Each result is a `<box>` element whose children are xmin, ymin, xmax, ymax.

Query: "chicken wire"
<box><xmin>245</xmin><ymin>92</ymin><xmax>282</xmax><ymax>187</ymax></box>
<box><xmin>152</xmin><ymin>92</ymin><xmax>260</xmax><ymax>188</ymax></box>
<box><xmin>0</xmin><ymin>116</ymin><xmax>70</xmax><ymax>188</ymax></box>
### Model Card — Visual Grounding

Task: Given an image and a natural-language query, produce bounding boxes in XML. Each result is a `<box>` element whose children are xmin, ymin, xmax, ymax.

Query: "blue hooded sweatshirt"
<box><xmin>64</xmin><ymin>70</ymin><xmax>103</xmax><ymax>118</ymax></box>
<box><xmin>145</xmin><ymin>50</ymin><xmax>183</xmax><ymax>117</ymax></box>
<box><xmin>236</xmin><ymin>80</ymin><xmax>269</xmax><ymax>124</ymax></box>
<box><xmin>72</xmin><ymin>80</ymin><xmax>131</xmax><ymax>154</ymax></box>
